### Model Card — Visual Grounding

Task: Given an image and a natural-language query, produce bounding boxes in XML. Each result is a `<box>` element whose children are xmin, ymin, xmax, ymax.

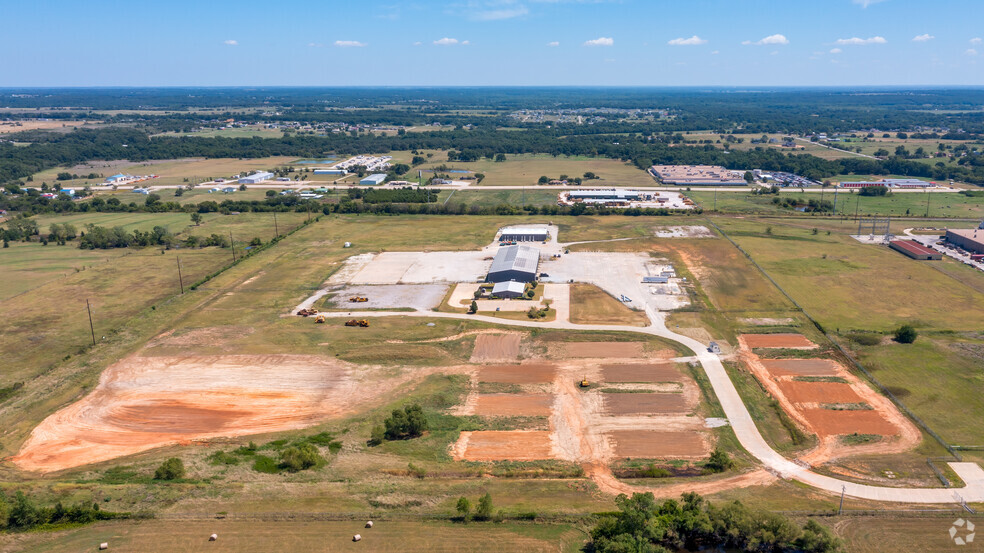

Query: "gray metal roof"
<box><xmin>501</xmin><ymin>227</ymin><xmax>548</xmax><ymax>236</ymax></box>
<box><xmin>492</xmin><ymin>281</ymin><xmax>526</xmax><ymax>294</ymax></box>
<box><xmin>489</xmin><ymin>245</ymin><xmax>540</xmax><ymax>275</ymax></box>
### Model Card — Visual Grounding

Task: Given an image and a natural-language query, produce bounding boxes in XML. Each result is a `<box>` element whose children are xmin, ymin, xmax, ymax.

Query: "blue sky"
<box><xmin>3</xmin><ymin>0</ymin><xmax>982</xmax><ymax>86</ymax></box>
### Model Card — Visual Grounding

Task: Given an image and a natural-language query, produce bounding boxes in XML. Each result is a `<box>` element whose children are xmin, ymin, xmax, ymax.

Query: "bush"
<box><xmin>475</xmin><ymin>492</ymin><xmax>493</xmax><ymax>521</ymax></box>
<box><xmin>252</xmin><ymin>455</ymin><xmax>280</xmax><ymax>473</ymax></box>
<box><xmin>704</xmin><ymin>448</ymin><xmax>734</xmax><ymax>473</ymax></box>
<box><xmin>278</xmin><ymin>443</ymin><xmax>322</xmax><ymax>472</ymax></box>
<box><xmin>894</xmin><ymin>324</ymin><xmax>918</xmax><ymax>344</ymax></box>
<box><xmin>154</xmin><ymin>458</ymin><xmax>185</xmax><ymax>481</ymax></box>
<box><xmin>383</xmin><ymin>404</ymin><xmax>428</xmax><ymax>440</ymax></box>
<box><xmin>368</xmin><ymin>425</ymin><xmax>385</xmax><ymax>446</ymax></box>
<box><xmin>456</xmin><ymin>497</ymin><xmax>472</xmax><ymax>521</ymax></box>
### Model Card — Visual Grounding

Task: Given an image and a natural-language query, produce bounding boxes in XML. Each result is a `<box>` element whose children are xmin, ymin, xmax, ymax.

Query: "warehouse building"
<box><xmin>487</xmin><ymin>245</ymin><xmax>540</xmax><ymax>283</ymax></box>
<box><xmin>889</xmin><ymin>240</ymin><xmax>942</xmax><ymax>260</ymax></box>
<box><xmin>491</xmin><ymin>281</ymin><xmax>527</xmax><ymax>298</ymax></box>
<box><xmin>946</xmin><ymin>223</ymin><xmax>984</xmax><ymax>254</ymax></box>
<box><xmin>314</xmin><ymin>168</ymin><xmax>346</xmax><ymax>175</ymax></box>
<box><xmin>360</xmin><ymin>173</ymin><xmax>387</xmax><ymax>185</ymax></box>
<box><xmin>499</xmin><ymin>227</ymin><xmax>549</xmax><ymax>242</ymax></box>
<box><xmin>238</xmin><ymin>171</ymin><xmax>274</xmax><ymax>184</ymax></box>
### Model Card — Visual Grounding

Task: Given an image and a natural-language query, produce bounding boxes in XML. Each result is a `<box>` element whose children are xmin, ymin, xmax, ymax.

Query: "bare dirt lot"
<box><xmin>477</xmin><ymin>363</ymin><xmax>556</xmax><ymax>384</ymax></box>
<box><xmin>776</xmin><ymin>381</ymin><xmax>866</xmax><ymax>405</ymax></box>
<box><xmin>324</xmin><ymin>284</ymin><xmax>449</xmax><ymax>311</ymax></box>
<box><xmin>601</xmin><ymin>363</ymin><xmax>682</xmax><ymax>383</ymax></box>
<box><xmin>558</xmin><ymin>342</ymin><xmax>646</xmax><ymax>358</ymax></box>
<box><xmin>741</xmin><ymin>333</ymin><xmax>817</xmax><ymax>349</ymax></box>
<box><xmin>602</xmin><ymin>393</ymin><xmax>689</xmax><ymax>415</ymax></box>
<box><xmin>761</xmin><ymin>359</ymin><xmax>840</xmax><ymax>377</ymax></box>
<box><xmin>11</xmin><ymin>354</ymin><xmax>385</xmax><ymax>473</ymax></box>
<box><xmin>345</xmin><ymin>251</ymin><xmax>492</xmax><ymax>284</ymax></box>
<box><xmin>455</xmin><ymin>431</ymin><xmax>554</xmax><ymax>461</ymax></box>
<box><xmin>473</xmin><ymin>394</ymin><xmax>553</xmax><ymax>416</ymax></box>
<box><xmin>653</xmin><ymin>226</ymin><xmax>714</xmax><ymax>239</ymax></box>
<box><xmin>800</xmin><ymin>410</ymin><xmax>898</xmax><ymax>437</ymax></box>
<box><xmin>608</xmin><ymin>430</ymin><xmax>708</xmax><ymax>458</ymax></box>
<box><xmin>470</xmin><ymin>334</ymin><xmax>522</xmax><ymax>363</ymax></box>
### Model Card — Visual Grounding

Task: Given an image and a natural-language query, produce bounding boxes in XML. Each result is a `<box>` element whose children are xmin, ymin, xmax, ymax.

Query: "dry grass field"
<box><xmin>412</xmin><ymin>152</ymin><xmax>655</xmax><ymax>187</ymax></box>
<box><xmin>568</xmin><ymin>283</ymin><xmax>649</xmax><ymax>326</ymax></box>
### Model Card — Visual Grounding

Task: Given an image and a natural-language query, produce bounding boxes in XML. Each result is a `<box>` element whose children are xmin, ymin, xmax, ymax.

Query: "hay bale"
<box><xmin>209</xmin><ymin>534</ymin><xmax>218</xmax><ymax>541</ymax></box>
<box><xmin>99</xmin><ymin>544</ymin><xmax>109</xmax><ymax>551</ymax></box>
<box><xmin>352</xmin><ymin>534</ymin><xmax>362</xmax><ymax>542</ymax></box>
<box><xmin>365</xmin><ymin>521</ymin><xmax>374</xmax><ymax>528</ymax></box>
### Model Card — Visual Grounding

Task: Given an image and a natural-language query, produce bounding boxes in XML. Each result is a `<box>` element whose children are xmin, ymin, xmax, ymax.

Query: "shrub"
<box><xmin>368</xmin><ymin>425</ymin><xmax>385</xmax><ymax>446</ymax></box>
<box><xmin>469</xmin><ymin>300</ymin><xmax>478</xmax><ymax>314</ymax></box>
<box><xmin>407</xmin><ymin>462</ymin><xmax>427</xmax><ymax>478</ymax></box>
<box><xmin>894</xmin><ymin>324</ymin><xmax>917</xmax><ymax>344</ymax></box>
<box><xmin>154</xmin><ymin>458</ymin><xmax>185</xmax><ymax>481</ymax></box>
<box><xmin>704</xmin><ymin>448</ymin><xmax>734</xmax><ymax>473</ymax></box>
<box><xmin>475</xmin><ymin>492</ymin><xmax>493</xmax><ymax>521</ymax></box>
<box><xmin>383</xmin><ymin>404</ymin><xmax>428</xmax><ymax>440</ymax></box>
<box><xmin>456</xmin><ymin>497</ymin><xmax>472</xmax><ymax>521</ymax></box>
<box><xmin>278</xmin><ymin>443</ymin><xmax>322</xmax><ymax>472</ymax></box>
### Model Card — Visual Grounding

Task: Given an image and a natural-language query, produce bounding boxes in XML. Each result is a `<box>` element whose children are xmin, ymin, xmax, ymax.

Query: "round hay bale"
<box><xmin>99</xmin><ymin>544</ymin><xmax>109</xmax><ymax>551</ymax></box>
<box><xmin>365</xmin><ymin>521</ymin><xmax>374</xmax><ymax>528</ymax></box>
<box><xmin>209</xmin><ymin>534</ymin><xmax>218</xmax><ymax>541</ymax></box>
<box><xmin>352</xmin><ymin>534</ymin><xmax>362</xmax><ymax>542</ymax></box>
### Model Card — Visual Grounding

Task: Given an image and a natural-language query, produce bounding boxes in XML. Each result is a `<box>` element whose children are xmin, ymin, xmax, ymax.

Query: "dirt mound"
<box><xmin>741</xmin><ymin>333</ymin><xmax>816</xmax><ymax>349</ymax></box>
<box><xmin>608</xmin><ymin>430</ymin><xmax>708</xmax><ymax>458</ymax></box>
<box><xmin>473</xmin><ymin>394</ymin><xmax>552</xmax><ymax>416</ymax></box>
<box><xmin>478</xmin><ymin>363</ymin><xmax>556</xmax><ymax>384</ymax></box>
<box><xmin>470</xmin><ymin>334</ymin><xmax>521</xmax><ymax>363</ymax></box>
<box><xmin>761</xmin><ymin>359</ymin><xmax>840</xmax><ymax>377</ymax></box>
<box><xmin>11</xmin><ymin>354</ymin><xmax>377</xmax><ymax>473</ymax></box>
<box><xmin>602</xmin><ymin>393</ymin><xmax>689</xmax><ymax>415</ymax></box>
<box><xmin>454</xmin><ymin>431</ymin><xmax>554</xmax><ymax>461</ymax></box>
<box><xmin>601</xmin><ymin>363</ymin><xmax>682</xmax><ymax>383</ymax></box>
<box><xmin>776</xmin><ymin>381</ymin><xmax>865</xmax><ymax>404</ymax></box>
<box><xmin>561</xmin><ymin>342</ymin><xmax>646</xmax><ymax>358</ymax></box>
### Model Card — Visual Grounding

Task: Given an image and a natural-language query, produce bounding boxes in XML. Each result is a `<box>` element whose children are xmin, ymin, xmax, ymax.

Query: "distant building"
<box><xmin>889</xmin><ymin>240</ymin><xmax>942</xmax><ymax>260</ymax></box>
<box><xmin>238</xmin><ymin>171</ymin><xmax>273</xmax><ymax>184</ymax></box>
<box><xmin>500</xmin><ymin>227</ymin><xmax>549</xmax><ymax>242</ymax></box>
<box><xmin>221</xmin><ymin>187</ymin><xmax>237</xmax><ymax>193</ymax></box>
<box><xmin>946</xmin><ymin>223</ymin><xmax>984</xmax><ymax>254</ymax></box>
<box><xmin>360</xmin><ymin>174</ymin><xmax>387</xmax><ymax>185</ymax></box>
<box><xmin>491</xmin><ymin>281</ymin><xmax>527</xmax><ymax>299</ymax></box>
<box><xmin>105</xmin><ymin>174</ymin><xmax>131</xmax><ymax>184</ymax></box>
<box><xmin>314</xmin><ymin>169</ymin><xmax>346</xmax><ymax>175</ymax></box>
<box><xmin>487</xmin><ymin>245</ymin><xmax>540</xmax><ymax>283</ymax></box>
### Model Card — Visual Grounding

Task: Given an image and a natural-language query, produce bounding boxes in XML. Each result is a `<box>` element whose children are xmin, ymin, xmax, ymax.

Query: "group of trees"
<box><xmin>455</xmin><ymin>492</ymin><xmax>495</xmax><ymax>522</ymax></box>
<box><xmin>77</xmin><ymin>224</ymin><xmax>175</xmax><ymax>249</ymax></box>
<box><xmin>588</xmin><ymin>492</ymin><xmax>842</xmax><ymax>553</ymax></box>
<box><xmin>0</xmin><ymin>491</ymin><xmax>124</xmax><ymax>532</ymax></box>
<box><xmin>370</xmin><ymin>404</ymin><xmax>428</xmax><ymax>445</ymax></box>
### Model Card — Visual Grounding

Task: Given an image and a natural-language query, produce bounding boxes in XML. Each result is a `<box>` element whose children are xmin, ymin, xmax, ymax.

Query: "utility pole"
<box><xmin>713</xmin><ymin>188</ymin><xmax>717</xmax><ymax>211</ymax></box>
<box><xmin>855</xmin><ymin>194</ymin><xmax>861</xmax><ymax>221</ymax></box>
<box><xmin>838</xmin><ymin>485</ymin><xmax>846</xmax><ymax>515</ymax></box>
<box><xmin>925</xmin><ymin>189</ymin><xmax>931</xmax><ymax>218</ymax></box>
<box><xmin>273</xmin><ymin>211</ymin><xmax>279</xmax><ymax>238</ymax></box>
<box><xmin>230</xmin><ymin>232</ymin><xmax>236</xmax><ymax>262</ymax></box>
<box><xmin>176</xmin><ymin>256</ymin><xmax>184</xmax><ymax>294</ymax></box>
<box><xmin>832</xmin><ymin>187</ymin><xmax>839</xmax><ymax>216</ymax></box>
<box><xmin>86</xmin><ymin>299</ymin><xmax>96</xmax><ymax>346</ymax></box>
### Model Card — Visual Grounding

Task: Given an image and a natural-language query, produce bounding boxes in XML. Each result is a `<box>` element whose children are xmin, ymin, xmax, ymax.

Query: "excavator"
<box><xmin>579</xmin><ymin>376</ymin><xmax>589</xmax><ymax>388</ymax></box>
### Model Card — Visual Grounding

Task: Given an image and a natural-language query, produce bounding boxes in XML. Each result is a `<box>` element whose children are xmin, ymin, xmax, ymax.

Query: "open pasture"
<box><xmin>414</xmin><ymin>153</ymin><xmax>655</xmax><ymax>187</ymax></box>
<box><xmin>30</xmin><ymin>156</ymin><xmax>296</xmax><ymax>188</ymax></box>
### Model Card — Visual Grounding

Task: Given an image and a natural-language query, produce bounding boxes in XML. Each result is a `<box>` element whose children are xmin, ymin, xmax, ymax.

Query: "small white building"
<box><xmin>492</xmin><ymin>281</ymin><xmax>527</xmax><ymax>299</ymax></box>
<box><xmin>239</xmin><ymin>171</ymin><xmax>274</xmax><ymax>184</ymax></box>
<box><xmin>360</xmin><ymin>173</ymin><xmax>387</xmax><ymax>185</ymax></box>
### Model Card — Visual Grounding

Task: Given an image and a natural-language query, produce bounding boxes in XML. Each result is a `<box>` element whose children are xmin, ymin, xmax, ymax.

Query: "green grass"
<box><xmin>412</xmin><ymin>152</ymin><xmax>655</xmax><ymax>187</ymax></box>
<box><xmin>687</xmin><ymin>190</ymin><xmax>984</xmax><ymax>219</ymax></box>
<box><xmin>30</xmin><ymin>156</ymin><xmax>297</xmax><ymax>189</ymax></box>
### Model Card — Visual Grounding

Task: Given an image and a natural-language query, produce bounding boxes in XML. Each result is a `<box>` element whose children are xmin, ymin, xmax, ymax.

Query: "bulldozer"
<box><xmin>345</xmin><ymin>319</ymin><xmax>370</xmax><ymax>327</ymax></box>
<box><xmin>297</xmin><ymin>308</ymin><xmax>318</xmax><ymax>317</ymax></box>
<box><xmin>579</xmin><ymin>376</ymin><xmax>589</xmax><ymax>388</ymax></box>
<box><xmin>349</xmin><ymin>296</ymin><xmax>369</xmax><ymax>303</ymax></box>
<box><xmin>315</xmin><ymin>314</ymin><xmax>326</xmax><ymax>324</ymax></box>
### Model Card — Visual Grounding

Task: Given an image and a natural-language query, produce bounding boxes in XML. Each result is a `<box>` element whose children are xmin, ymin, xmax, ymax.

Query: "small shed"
<box><xmin>492</xmin><ymin>281</ymin><xmax>527</xmax><ymax>299</ymax></box>
<box><xmin>708</xmin><ymin>342</ymin><xmax>722</xmax><ymax>354</ymax></box>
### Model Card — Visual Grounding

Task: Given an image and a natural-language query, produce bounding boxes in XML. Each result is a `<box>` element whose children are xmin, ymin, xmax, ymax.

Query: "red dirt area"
<box><xmin>562</xmin><ymin>342</ymin><xmax>646</xmax><ymax>358</ymax></box>
<box><xmin>776</xmin><ymin>381</ymin><xmax>865</xmax><ymax>405</ymax></box>
<box><xmin>470</xmin><ymin>334</ymin><xmax>521</xmax><ymax>363</ymax></box>
<box><xmin>602</xmin><ymin>393</ymin><xmax>689</xmax><ymax>415</ymax></box>
<box><xmin>601</xmin><ymin>363</ymin><xmax>682</xmax><ymax>383</ymax></box>
<box><xmin>12</xmin><ymin>354</ymin><xmax>365</xmax><ymax>473</ymax></box>
<box><xmin>800</xmin><ymin>409</ymin><xmax>898</xmax><ymax>437</ymax></box>
<box><xmin>761</xmin><ymin>359</ymin><xmax>840</xmax><ymax>377</ymax></box>
<box><xmin>477</xmin><ymin>363</ymin><xmax>556</xmax><ymax>384</ymax></box>
<box><xmin>608</xmin><ymin>430</ymin><xmax>708</xmax><ymax>458</ymax></box>
<box><xmin>741</xmin><ymin>333</ymin><xmax>816</xmax><ymax>349</ymax></box>
<box><xmin>473</xmin><ymin>394</ymin><xmax>553</xmax><ymax>416</ymax></box>
<box><xmin>457</xmin><ymin>431</ymin><xmax>554</xmax><ymax>461</ymax></box>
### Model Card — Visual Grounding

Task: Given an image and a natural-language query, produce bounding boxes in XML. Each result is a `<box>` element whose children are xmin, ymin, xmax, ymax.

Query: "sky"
<box><xmin>2</xmin><ymin>0</ymin><xmax>982</xmax><ymax>87</ymax></box>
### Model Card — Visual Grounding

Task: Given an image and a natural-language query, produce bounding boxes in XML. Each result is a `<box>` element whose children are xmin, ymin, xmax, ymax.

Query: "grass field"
<box><xmin>412</xmin><ymin>153</ymin><xmax>655</xmax><ymax>187</ymax></box>
<box><xmin>686</xmin><ymin>190</ymin><xmax>984</xmax><ymax>219</ymax></box>
<box><xmin>30</xmin><ymin>156</ymin><xmax>296</xmax><ymax>189</ymax></box>
<box><xmin>569</xmin><ymin>283</ymin><xmax>649</xmax><ymax>326</ymax></box>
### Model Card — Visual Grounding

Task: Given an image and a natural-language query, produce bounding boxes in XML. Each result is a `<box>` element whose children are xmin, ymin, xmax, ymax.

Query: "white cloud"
<box><xmin>971</xmin><ymin>38</ymin><xmax>983</xmax><ymax>45</ymax></box>
<box><xmin>835</xmin><ymin>36</ymin><xmax>887</xmax><ymax>45</ymax></box>
<box><xmin>547</xmin><ymin>41</ymin><xmax>559</xmax><ymax>47</ymax></box>
<box><xmin>583</xmin><ymin>37</ymin><xmax>614</xmax><ymax>47</ymax></box>
<box><xmin>743</xmin><ymin>34</ymin><xmax>789</xmax><ymax>46</ymax></box>
<box><xmin>967</xmin><ymin>48</ymin><xmax>979</xmax><ymax>56</ymax></box>
<box><xmin>471</xmin><ymin>5</ymin><xmax>528</xmax><ymax>20</ymax></box>
<box><xmin>434</xmin><ymin>37</ymin><xmax>467</xmax><ymax>46</ymax></box>
<box><xmin>413</xmin><ymin>41</ymin><xmax>422</xmax><ymax>46</ymax></box>
<box><xmin>334</xmin><ymin>40</ymin><xmax>366</xmax><ymax>47</ymax></box>
<box><xmin>912</xmin><ymin>34</ymin><xmax>934</xmax><ymax>42</ymax></box>
<box><xmin>307</xmin><ymin>42</ymin><xmax>323</xmax><ymax>48</ymax></box>
<box><xmin>852</xmin><ymin>0</ymin><xmax>888</xmax><ymax>7</ymax></box>
<box><xmin>668</xmin><ymin>35</ymin><xmax>707</xmax><ymax>46</ymax></box>
<box><xmin>829</xmin><ymin>48</ymin><xmax>843</xmax><ymax>54</ymax></box>
<box><xmin>710</xmin><ymin>50</ymin><xmax>719</xmax><ymax>55</ymax></box>
<box><xmin>223</xmin><ymin>39</ymin><xmax>238</xmax><ymax>46</ymax></box>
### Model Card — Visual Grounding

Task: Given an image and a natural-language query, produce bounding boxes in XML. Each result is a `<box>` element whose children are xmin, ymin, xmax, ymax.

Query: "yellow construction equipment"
<box><xmin>315</xmin><ymin>314</ymin><xmax>326</xmax><ymax>323</ymax></box>
<box><xmin>345</xmin><ymin>319</ymin><xmax>370</xmax><ymax>327</ymax></box>
<box><xmin>349</xmin><ymin>296</ymin><xmax>368</xmax><ymax>302</ymax></box>
<box><xmin>297</xmin><ymin>308</ymin><xmax>318</xmax><ymax>317</ymax></box>
<box><xmin>579</xmin><ymin>376</ymin><xmax>589</xmax><ymax>388</ymax></box>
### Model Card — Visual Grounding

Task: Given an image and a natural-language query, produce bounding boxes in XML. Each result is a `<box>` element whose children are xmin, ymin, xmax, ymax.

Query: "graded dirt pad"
<box><xmin>602</xmin><ymin>393</ymin><xmax>689</xmax><ymax>415</ymax></box>
<box><xmin>457</xmin><ymin>431</ymin><xmax>554</xmax><ymax>461</ymax></box>
<box><xmin>473</xmin><ymin>394</ymin><xmax>553</xmax><ymax>416</ymax></box>
<box><xmin>470</xmin><ymin>334</ymin><xmax>522</xmax><ymax>363</ymax></box>
<box><xmin>741</xmin><ymin>333</ymin><xmax>816</xmax><ymax>349</ymax></box>
<box><xmin>326</xmin><ymin>284</ymin><xmax>449</xmax><ymax>311</ymax></box>
<box><xmin>12</xmin><ymin>354</ymin><xmax>365</xmax><ymax>473</ymax></box>
<box><xmin>601</xmin><ymin>363</ymin><xmax>682</xmax><ymax>383</ymax></box>
<box><xmin>761</xmin><ymin>359</ymin><xmax>841</xmax><ymax>377</ymax></box>
<box><xmin>800</xmin><ymin>409</ymin><xmax>898</xmax><ymax>437</ymax></box>
<box><xmin>478</xmin><ymin>363</ymin><xmax>556</xmax><ymax>384</ymax></box>
<box><xmin>776</xmin><ymin>381</ymin><xmax>865</xmax><ymax>405</ymax></box>
<box><xmin>608</xmin><ymin>430</ymin><xmax>708</xmax><ymax>458</ymax></box>
<box><xmin>561</xmin><ymin>342</ymin><xmax>646</xmax><ymax>358</ymax></box>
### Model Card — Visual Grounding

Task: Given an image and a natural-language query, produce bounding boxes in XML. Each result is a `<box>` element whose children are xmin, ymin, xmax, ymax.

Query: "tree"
<box><xmin>894</xmin><ymin>324</ymin><xmax>917</xmax><ymax>344</ymax></box>
<box><xmin>383</xmin><ymin>404</ymin><xmax>428</xmax><ymax>440</ymax></box>
<box><xmin>368</xmin><ymin>425</ymin><xmax>385</xmax><ymax>446</ymax></box>
<box><xmin>154</xmin><ymin>457</ymin><xmax>185</xmax><ymax>480</ymax></box>
<box><xmin>279</xmin><ymin>443</ymin><xmax>322</xmax><ymax>472</ymax></box>
<box><xmin>456</xmin><ymin>497</ymin><xmax>472</xmax><ymax>521</ymax></box>
<box><xmin>239</xmin><ymin>184</ymin><xmax>247</xmax><ymax>191</ymax></box>
<box><xmin>266</xmin><ymin>189</ymin><xmax>277</xmax><ymax>197</ymax></box>
<box><xmin>494</xmin><ymin>153</ymin><xmax>507</xmax><ymax>162</ymax></box>
<box><xmin>469</xmin><ymin>300</ymin><xmax>478</xmax><ymax>314</ymax></box>
<box><xmin>475</xmin><ymin>492</ymin><xmax>493</xmax><ymax>521</ymax></box>
<box><xmin>583</xmin><ymin>171</ymin><xmax>596</xmax><ymax>179</ymax></box>
<box><xmin>174</xmin><ymin>188</ymin><xmax>184</xmax><ymax>197</ymax></box>
<box><xmin>704</xmin><ymin>448</ymin><xmax>734</xmax><ymax>473</ymax></box>
<box><xmin>190</xmin><ymin>212</ymin><xmax>203</xmax><ymax>225</ymax></box>
<box><xmin>743</xmin><ymin>171</ymin><xmax>755</xmax><ymax>183</ymax></box>
<box><xmin>538</xmin><ymin>176</ymin><xmax>549</xmax><ymax>185</ymax></box>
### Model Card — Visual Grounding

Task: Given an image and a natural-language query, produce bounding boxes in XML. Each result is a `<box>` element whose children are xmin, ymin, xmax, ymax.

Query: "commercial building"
<box><xmin>500</xmin><ymin>227</ymin><xmax>549</xmax><ymax>242</ymax></box>
<box><xmin>839</xmin><ymin>178</ymin><xmax>934</xmax><ymax>189</ymax></box>
<box><xmin>105</xmin><ymin>173</ymin><xmax>132</xmax><ymax>184</ymax></box>
<box><xmin>650</xmin><ymin>165</ymin><xmax>747</xmax><ymax>186</ymax></box>
<box><xmin>889</xmin><ymin>240</ymin><xmax>942</xmax><ymax>260</ymax></box>
<box><xmin>491</xmin><ymin>281</ymin><xmax>527</xmax><ymax>299</ymax></box>
<box><xmin>314</xmin><ymin>169</ymin><xmax>346</xmax><ymax>175</ymax></box>
<box><xmin>487</xmin><ymin>245</ymin><xmax>540</xmax><ymax>283</ymax></box>
<box><xmin>360</xmin><ymin>174</ymin><xmax>387</xmax><ymax>185</ymax></box>
<box><xmin>238</xmin><ymin>171</ymin><xmax>274</xmax><ymax>184</ymax></box>
<box><xmin>946</xmin><ymin>223</ymin><xmax>984</xmax><ymax>254</ymax></box>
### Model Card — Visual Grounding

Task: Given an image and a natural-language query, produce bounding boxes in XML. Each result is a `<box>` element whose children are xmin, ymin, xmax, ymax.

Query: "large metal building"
<box><xmin>946</xmin><ymin>222</ymin><xmax>984</xmax><ymax>254</ymax></box>
<box><xmin>499</xmin><ymin>227</ymin><xmax>548</xmax><ymax>242</ymax></box>
<box><xmin>487</xmin><ymin>245</ymin><xmax>540</xmax><ymax>283</ymax></box>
